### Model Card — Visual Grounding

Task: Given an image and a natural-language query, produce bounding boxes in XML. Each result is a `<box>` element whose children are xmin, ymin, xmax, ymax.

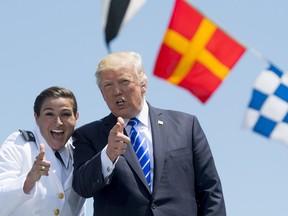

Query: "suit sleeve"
<box><xmin>192</xmin><ymin>117</ymin><xmax>226</xmax><ymax>216</ymax></box>
<box><xmin>72</xmin><ymin>127</ymin><xmax>109</xmax><ymax>198</ymax></box>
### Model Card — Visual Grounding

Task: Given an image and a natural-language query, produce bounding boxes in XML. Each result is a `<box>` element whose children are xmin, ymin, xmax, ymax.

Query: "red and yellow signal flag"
<box><xmin>153</xmin><ymin>0</ymin><xmax>246</xmax><ymax>103</ymax></box>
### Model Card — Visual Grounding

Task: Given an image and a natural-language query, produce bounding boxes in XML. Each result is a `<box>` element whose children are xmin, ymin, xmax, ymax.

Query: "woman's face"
<box><xmin>34</xmin><ymin>97</ymin><xmax>79</xmax><ymax>150</ymax></box>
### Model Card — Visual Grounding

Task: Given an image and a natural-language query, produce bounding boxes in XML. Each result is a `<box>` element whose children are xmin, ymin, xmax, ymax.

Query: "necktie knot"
<box><xmin>127</xmin><ymin>117</ymin><xmax>139</xmax><ymax>128</ymax></box>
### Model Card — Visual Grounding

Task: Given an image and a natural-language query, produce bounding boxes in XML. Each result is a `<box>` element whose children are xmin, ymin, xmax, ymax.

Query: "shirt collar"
<box><xmin>124</xmin><ymin>100</ymin><xmax>149</xmax><ymax>127</ymax></box>
<box><xmin>56</xmin><ymin>143</ymin><xmax>71</xmax><ymax>168</ymax></box>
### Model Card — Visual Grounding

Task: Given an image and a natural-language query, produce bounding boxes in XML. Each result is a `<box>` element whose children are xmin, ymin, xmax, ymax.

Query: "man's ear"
<box><xmin>141</xmin><ymin>81</ymin><xmax>147</xmax><ymax>93</ymax></box>
<box><xmin>75</xmin><ymin>111</ymin><xmax>79</xmax><ymax>122</ymax></box>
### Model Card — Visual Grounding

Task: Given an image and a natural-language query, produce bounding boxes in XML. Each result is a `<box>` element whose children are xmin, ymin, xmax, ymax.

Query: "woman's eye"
<box><xmin>45</xmin><ymin>112</ymin><xmax>54</xmax><ymax>116</ymax></box>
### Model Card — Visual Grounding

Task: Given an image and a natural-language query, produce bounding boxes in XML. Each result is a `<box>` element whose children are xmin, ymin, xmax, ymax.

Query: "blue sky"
<box><xmin>1</xmin><ymin>1</ymin><xmax>288</xmax><ymax>215</ymax></box>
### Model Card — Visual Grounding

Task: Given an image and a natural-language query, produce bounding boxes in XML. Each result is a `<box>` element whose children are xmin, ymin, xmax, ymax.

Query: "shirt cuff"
<box><xmin>101</xmin><ymin>145</ymin><xmax>118</xmax><ymax>178</ymax></box>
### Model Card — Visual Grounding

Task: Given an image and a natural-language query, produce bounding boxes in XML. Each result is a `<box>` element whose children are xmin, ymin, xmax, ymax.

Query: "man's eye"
<box><xmin>62</xmin><ymin>112</ymin><xmax>72</xmax><ymax>117</ymax></box>
<box><xmin>104</xmin><ymin>83</ymin><xmax>112</xmax><ymax>88</ymax></box>
<box><xmin>121</xmin><ymin>80</ymin><xmax>130</xmax><ymax>85</ymax></box>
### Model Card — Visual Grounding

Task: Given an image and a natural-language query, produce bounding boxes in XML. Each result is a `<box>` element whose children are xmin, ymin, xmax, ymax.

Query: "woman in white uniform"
<box><xmin>0</xmin><ymin>86</ymin><xmax>86</xmax><ymax>216</ymax></box>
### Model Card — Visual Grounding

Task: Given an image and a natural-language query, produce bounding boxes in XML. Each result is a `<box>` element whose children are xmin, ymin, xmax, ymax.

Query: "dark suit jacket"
<box><xmin>72</xmin><ymin>104</ymin><xmax>226</xmax><ymax>216</ymax></box>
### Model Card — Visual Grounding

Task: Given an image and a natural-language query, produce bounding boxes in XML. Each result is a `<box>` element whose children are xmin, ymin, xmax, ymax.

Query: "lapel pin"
<box><xmin>157</xmin><ymin>120</ymin><xmax>163</xmax><ymax>125</ymax></box>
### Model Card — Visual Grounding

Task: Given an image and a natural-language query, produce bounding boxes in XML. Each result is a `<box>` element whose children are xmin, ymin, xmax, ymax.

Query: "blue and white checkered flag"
<box><xmin>245</xmin><ymin>65</ymin><xmax>288</xmax><ymax>144</ymax></box>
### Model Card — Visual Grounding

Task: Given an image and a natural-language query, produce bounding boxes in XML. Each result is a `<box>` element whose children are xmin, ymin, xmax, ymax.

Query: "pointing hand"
<box><xmin>106</xmin><ymin>117</ymin><xmax>130</xmax><ymax>162</ymax></box>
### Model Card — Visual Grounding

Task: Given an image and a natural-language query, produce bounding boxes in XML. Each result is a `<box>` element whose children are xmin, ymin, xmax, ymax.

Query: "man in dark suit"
<box><xmin>72</xmin><ymin>51</ymin><xmax>226</xmax><ymax>216</ymax></box>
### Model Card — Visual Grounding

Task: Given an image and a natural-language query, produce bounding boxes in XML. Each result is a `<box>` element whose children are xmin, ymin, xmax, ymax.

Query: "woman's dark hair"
<box><xmin>34</xmin><ymin>86</ymin><xmax>78</xmax><ymax>116</ymax></box>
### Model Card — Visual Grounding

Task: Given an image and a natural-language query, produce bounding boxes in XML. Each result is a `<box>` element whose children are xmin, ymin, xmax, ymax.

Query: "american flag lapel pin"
<box><xmin>157</xmin><ymin>120</ymin><xmax>163</xmax><ymax>125</ymax></box>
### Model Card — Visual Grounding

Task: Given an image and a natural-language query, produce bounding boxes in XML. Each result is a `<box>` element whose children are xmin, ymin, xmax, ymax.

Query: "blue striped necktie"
<box><xmin>128</xmin><ymin>117</ymin><xmax>152</xmax><ymax>190</ymax></box>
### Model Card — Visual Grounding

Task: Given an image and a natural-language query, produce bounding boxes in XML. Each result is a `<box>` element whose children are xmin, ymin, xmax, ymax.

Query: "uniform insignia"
<box><xmin>19</xmin><ymin>129</ymin><xmax>36</xmax><ymax>142</ymax></box>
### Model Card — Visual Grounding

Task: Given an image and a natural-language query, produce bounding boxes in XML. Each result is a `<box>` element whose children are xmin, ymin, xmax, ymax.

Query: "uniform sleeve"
<box><xmin>0</xmin><ymin>133</ymin><xmax>35</xmax><ymax>215</ymax></box>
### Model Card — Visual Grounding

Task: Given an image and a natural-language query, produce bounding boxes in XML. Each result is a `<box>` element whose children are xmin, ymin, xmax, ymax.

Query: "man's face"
<box><xmin>99</xmin><ymin>67</ymin><xmax>146</xmax><ymax>119</ymax></box>
<box><xmin>35</xmin><ymin>97</ymin><xmax>78</xmax><ymax>150</ymax></box>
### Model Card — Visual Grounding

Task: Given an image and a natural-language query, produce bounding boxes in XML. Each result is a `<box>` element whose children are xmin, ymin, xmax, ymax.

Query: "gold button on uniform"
<box><xmin>54</xmin><ymin>209</ymin><xmax>60</xmax><ymax>215</ymax></box>
<box><xmin>58</xmin><ymin>193</ymin><xmax>64</xmax><ymax>199</ymax></box>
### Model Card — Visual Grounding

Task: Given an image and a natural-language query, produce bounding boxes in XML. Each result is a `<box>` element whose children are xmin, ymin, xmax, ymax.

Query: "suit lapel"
<box><xmin>149</xmin><ymin>107</ymin><xmax>168</xmax><ymax>194</ymax></box>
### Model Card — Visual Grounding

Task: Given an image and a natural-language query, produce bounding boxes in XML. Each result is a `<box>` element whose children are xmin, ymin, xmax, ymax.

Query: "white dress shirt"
<box><xmin>101</xmin><ymin>101</ymin><xmax>154</xmax><ymax>189</ymax></box>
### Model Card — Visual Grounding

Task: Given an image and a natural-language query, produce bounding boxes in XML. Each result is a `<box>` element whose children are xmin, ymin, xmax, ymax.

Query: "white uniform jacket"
<box><xmin>0</xmin><ymin>127</ymin><xmax>86</xmax><ymax>216</ymax></box>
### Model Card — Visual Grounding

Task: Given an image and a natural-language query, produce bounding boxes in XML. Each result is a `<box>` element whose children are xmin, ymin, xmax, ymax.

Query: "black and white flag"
<box><xmin>102</xmin><ymin>0</ymin><xmax>147</xmax><ymax>51</ymax></box>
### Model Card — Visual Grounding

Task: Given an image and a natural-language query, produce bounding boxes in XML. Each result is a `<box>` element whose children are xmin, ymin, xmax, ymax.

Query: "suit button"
<box><xmin>54</xmin><ymin>209</ymin><xmax>60</xmax><ymax>215</ymax></box>
<box><xmin>151</xmin><ymin>203</ymin><xmax>157</xmax><ymax>209</ymax></box>
<box><xmin>58</xmin><ymin>193</ymin><xmax>64</xmax><ymax>199</ymax></box>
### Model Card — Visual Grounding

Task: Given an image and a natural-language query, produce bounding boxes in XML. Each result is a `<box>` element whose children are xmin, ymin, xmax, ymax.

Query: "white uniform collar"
<box><xmin>34</xmin><ymin>125</ymin><xmax>72</xmax><ymax>168</ymax></box>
